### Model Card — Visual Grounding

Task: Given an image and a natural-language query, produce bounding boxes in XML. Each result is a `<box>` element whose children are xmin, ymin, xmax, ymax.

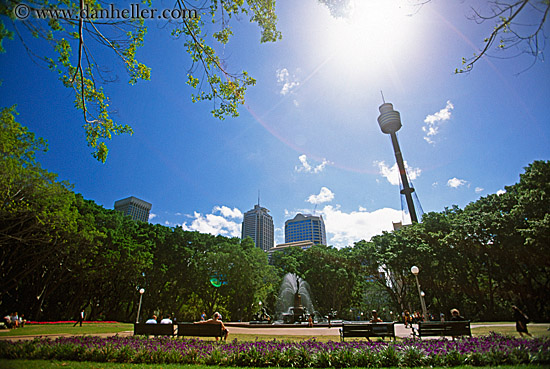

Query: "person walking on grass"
<box><xmin>512</xmin><ymin>305</ymin><xmax>532</xmax><ymax>337</ymax></box>
<box><xmin>73</xmin><ymin>309</ymin><xmax>85</xmax><ymax>327</ymax></box>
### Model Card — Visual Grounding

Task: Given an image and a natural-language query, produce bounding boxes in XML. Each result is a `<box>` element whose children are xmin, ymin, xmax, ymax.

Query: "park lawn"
<box><xmin>0</xmin><ymin>323</ymin><xmax>133</xmax><ymax>337</ymax></box>
<box><xmin>0</xmin><ymin>360</ymin><xmax>545</xmax><ymax>369</ymax></box>
<box><xmin>471</xmin><ymin>323</ymin><xmax>550</xmax><ymax>338</ymax></box>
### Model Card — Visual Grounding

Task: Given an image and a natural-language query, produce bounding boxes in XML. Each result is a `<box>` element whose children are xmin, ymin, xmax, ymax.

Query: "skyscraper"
<box><xmin>241</xmin><ymin>204</ymin><xmax>274</xmax><ymax>252</ymax></box>
<box><xmin>285</xmin><ymin>213</ymin><xmax>327</xmax><ymax>245</ymax></box>
<box><xmin>114</xmin><ymin>196</ymin><xmax>152</xmax><ymax>222</ymax></box>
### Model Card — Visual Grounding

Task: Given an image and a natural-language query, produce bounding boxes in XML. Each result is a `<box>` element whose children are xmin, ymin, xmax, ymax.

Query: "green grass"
<box><xmin>471</xmin><ymin>323</ymin><xmax>550</xmax><ymax>338</ymax></box>
<box><xmin>0</xmin><ymin>323</ymin><xmax>133</xmax><ymax>337</ymax></box>
<box><xmin>0</xmin><ymin>360</ymin><xmax>545</xmax><ymax>369</ymax></box>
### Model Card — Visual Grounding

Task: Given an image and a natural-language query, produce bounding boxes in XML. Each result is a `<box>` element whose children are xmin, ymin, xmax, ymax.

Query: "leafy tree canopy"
<box><xmin>0</xmin><ymin>0</ymin><xmax>281</xmax><ymax>162</ymax></box>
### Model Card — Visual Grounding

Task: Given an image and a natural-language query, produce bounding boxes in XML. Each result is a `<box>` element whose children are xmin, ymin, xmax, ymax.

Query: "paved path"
<box><xmin>226</xmin><ymin>324</ymin><xmax>415</xmax><ymax>338</ymax></box>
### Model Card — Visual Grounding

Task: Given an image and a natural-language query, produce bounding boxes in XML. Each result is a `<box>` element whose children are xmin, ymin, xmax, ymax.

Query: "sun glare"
<box><xmin>320</xmin><ymin>0</ymin><xmax>424</xmax><ymax>72</ymax></box>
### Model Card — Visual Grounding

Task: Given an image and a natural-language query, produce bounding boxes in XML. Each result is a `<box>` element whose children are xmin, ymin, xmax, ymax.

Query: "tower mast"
<box><xmin>377</xmin><ymin>102</ymin><xmax>419</xmax><ymax>223</ymax></box>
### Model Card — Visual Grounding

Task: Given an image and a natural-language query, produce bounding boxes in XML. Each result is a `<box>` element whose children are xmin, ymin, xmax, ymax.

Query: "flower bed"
<box><xmin>26</xmin><ymin>321</ymin><xmax>119</xmax><ymax>325</ymax></box>
<box><xmin>0</xmin><ymin>333</ymin><xmax>548</xmax><ymax>367</ymax></box>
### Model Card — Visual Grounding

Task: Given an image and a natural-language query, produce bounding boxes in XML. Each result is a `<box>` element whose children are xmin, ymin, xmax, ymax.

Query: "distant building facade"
<box><xmin>393</xmin><ymin>221</ymin><xmax>403</xmax><ymax>231</ymax></box>
<box><xmin>267</xmin><ymin>240</ymin><xmax>314</xmax><ymax>263</ymax></box>
<box><xmin>114</xmin><ymin>196</ymin><xmax>152</xmax><ymax>222</ymax></box>
<box><xmin>284</xmin><ymin>213</ymin><xmax>327</xmax><ymax>245</ymax></box>
<box><xmin>241</xmin><ymin>204</ymin><xmax>274</xmax><ymax>252</ymax></box>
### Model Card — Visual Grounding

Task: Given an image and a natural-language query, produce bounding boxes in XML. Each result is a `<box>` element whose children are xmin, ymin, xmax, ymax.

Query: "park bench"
<box><xmin>340</xmin><ymin>321</ymin><xmax>396</xmax><ymax>341</ymax></box>
<box><xmin>177</xmin><ymin>322</ymin><xmax>225</xmax><ymax>340</ymax></box>
<box><xmin>134</xmin><ymin>323</ymin><xmax>175</xmax><ymax>336</ymax></box>
<box><xmin>413</xmin><ymin>321</ymin><xmax>471</xmax><ymax>339</ymax></box>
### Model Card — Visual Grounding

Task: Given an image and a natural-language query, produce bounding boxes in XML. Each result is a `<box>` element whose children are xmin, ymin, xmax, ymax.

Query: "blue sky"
<box><xmin>1</xmin><ymin>0</ymin><xmax>549</xmax><ymax>248</ymax></box>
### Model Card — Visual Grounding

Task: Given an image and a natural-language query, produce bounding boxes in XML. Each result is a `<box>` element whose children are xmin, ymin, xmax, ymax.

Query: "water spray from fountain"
<box><xmin>276</xmin><ymin>273</ymin><xmax>318</xmax><ymax>323</ymax></box>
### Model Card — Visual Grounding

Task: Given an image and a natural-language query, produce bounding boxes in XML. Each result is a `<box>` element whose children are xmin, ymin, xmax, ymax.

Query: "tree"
<box><xmin>301</xmin><ymin>244</ymin><xmax>357</xmax><ymax>318</ymax></box>
<box><xmin>505</xmin><ymin>160</ymin><xmax>550</xmax><ymax>319</ymax></box>
<box><xmin>354</xmin><ymin>161</ymin><xmax>550</xmax><ymax>321</ymax></box>
<box><xmin>458</xmin><ymin>0</ymin><xmax>550</xmax><ymax>73</ymax></box>
<box><xmin>269</xmin><ymin>245</ymin><xmax>303</xmax><ymax>278</ymax></box>
<box><xmin>0</xmin><ymin>0</ymin><xmax>281</xmax><ymax>161</ymax></box>
<box><xmin>0</xmin><ymin>106</ymin><xmax>81</xmax><ymax>318</ymax></box>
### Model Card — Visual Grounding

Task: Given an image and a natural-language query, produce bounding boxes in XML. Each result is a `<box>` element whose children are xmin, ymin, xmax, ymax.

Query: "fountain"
<box><xmin>276</xmin><ymin>273</ymin><xmax>318</xmax><ymax>324</ymax></box>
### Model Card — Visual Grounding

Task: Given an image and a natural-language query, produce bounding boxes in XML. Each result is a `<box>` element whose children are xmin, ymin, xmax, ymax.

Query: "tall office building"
<box><xmin>241</xmin><ymin>204</ymin><xmax>274</xmax><ymax>252</ymax></box>
<box><xmin>114</xmin><ymin>196</ymin><xmax>152</xmax><ymax>222</ymax></box>
<box><xmin>285</xmin><ymin>213</ymin><xmax>327</xmax><ymax>245</ymax></box>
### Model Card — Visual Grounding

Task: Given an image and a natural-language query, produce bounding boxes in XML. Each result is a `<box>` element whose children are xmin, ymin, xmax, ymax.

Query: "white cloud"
<box><xmin>306</xmin><ymin>187</ymin><xmax>335</xmax><ymax>205</ymax></box>
<box><xmin>447</xmin><ymin>177</ymin><xmax>468</xmax><ymax>188</ymax></box>
<box><xmin>374</xmin><ymin>160</ymin><xmax>421</xmax><ymax>186</ymax></box>
<box><xmin>276</xmin><ymin>68</ymin><xmax>300</xmax><ymax>96</ymax></box>
<box><xmin>181</xmin><ymin>206</ymin><xmax>242</xmax><ymax>238</ymax></box>
<box><xmin>319</xmin><ymin>205</ymin><xmax>408</xmax><ymax>248</ymax></box>
<box><xmin>496</xmin><ymin>189</ymin><xmax>506</xmax><ymax>195</ymax></box>
<box><xmin>295</xmin><ymin>154</ymin><xmax>331</xmax><ymax>173</ymax></box>
<box><xmin>422</xmin><ymin>100</ymin><xmax>454</xmax><ymax>144</ymax></box>
<box><xmin>213</xmin><ymin>205</ymin><xmax>242</xmax><ymax>219</ymax></box>
<box><xmin>148</xmin><ymin>213</ymin><xmax>157</xmax><ymax>220</ymax></box>
<box><xmin>475</xmin><ymin>187</ymin><xmax>484</xmax><ymax>193</ymax></box>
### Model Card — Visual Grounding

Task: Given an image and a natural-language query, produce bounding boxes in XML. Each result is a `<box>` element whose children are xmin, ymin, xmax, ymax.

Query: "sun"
<box><xmin>317</xmin><ymin>0</ymin><xmax>425</xmax><ymax>72</ymax></box>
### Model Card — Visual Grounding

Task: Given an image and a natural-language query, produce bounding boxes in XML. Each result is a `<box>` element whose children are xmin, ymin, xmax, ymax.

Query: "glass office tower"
<box><xmin>284</xmin><ymin>213</ymin><xmax>327</xmax><ymax>245</ymax></box>
<box><xmin>241</xmin><ymin>204</ymin><xmax>274</xmax><ymax>252</ymax></box>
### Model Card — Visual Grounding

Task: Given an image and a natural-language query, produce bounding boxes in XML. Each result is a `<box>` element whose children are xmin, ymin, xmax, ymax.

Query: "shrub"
<box><xmin>331</xmin><ymin>348</ymin><xmax>357</xmax><ymax>368</ymax></box>
<box><xmin>377</xmin><ymin>345</ymin><xmax>400</xmax><ymax>367</ymax></box>
<box><xmin>486</xmin><ymin>349</ymin><xmax>508</xmax><ymax>366</ymax></box>
<box><xmin>51</xmin><ymin>343</ymin><xmax>85</xmax><ymax>361</ymax></box>
<box><xmin>112</xmin><ymin>344</ymin><xmax>136</xmax><ymax>363</ymax></box>
<box><xmin>401</xmin><ymin>346</ymin><xmax>425</xmax><ymax>367</ymax></box>
<box><xmin>466</xmin><ymin>351</ymin><xmax>489</xmax><ymax>366</ymax></box>
<box><xmin>261</xmin><ymin>347</ymin><xmax>285</xmax><ymax>367</ymax></box>
<box><xmin>423</xmin><ymin>353</ymin><xmax>445</xmax><ymax>367</ymax></box>
<box><xmin>445</xmin><ymin>350</ymin><xmax>466</xmax><ymax>366</ymax></box>
<box><xmin>531</xmin><ymin>347</ymin><xmax>550</xmax><ymax>365</ymax></box>
<box><xmin>508</xmin><ymin>346</ymin><xmax>530</xmax><ymax>364</ymax></box>
<box><xmin>354</xmin><ymin>349</ymin><xmax>377</xmax><ymax>367</ymax></box>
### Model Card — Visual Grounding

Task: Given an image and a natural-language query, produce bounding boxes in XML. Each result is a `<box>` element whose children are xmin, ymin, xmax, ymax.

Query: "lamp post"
<box><xmin>136</xmin><ymin>288</ymin><xmax>145</xmax><ymax>323</ymax></box>
<box><xmin>411</xmin><ymin>266</ymin><xmax>428</xmax><ymax>321</ymax></box>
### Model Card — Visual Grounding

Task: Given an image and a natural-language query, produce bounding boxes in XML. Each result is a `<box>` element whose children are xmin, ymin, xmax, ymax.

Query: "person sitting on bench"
<box><xmin>370</xmin><ymin>310</ymin><xmax>382</xmax><ymax>323</ymax></box>
<box><xmin>450</xmin><ymin>309</ymin><xmax>465</xmax><ymax>321</ymax></box>
<box><xmin>195</xmin><ymin>312</ymin><xmax>228</xmax><ymax>341</ymax></box>
<box><xmin>145</xmin><ymin>315</ymin><xmax>157</xmax><ymax>324</ymax></box>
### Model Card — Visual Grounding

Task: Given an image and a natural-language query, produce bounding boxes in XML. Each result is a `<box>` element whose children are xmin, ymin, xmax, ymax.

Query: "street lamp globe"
<box><xmin>136</xmin><ymin>288</ymin><xmax>145</xmax><ymax>324</ymax></box>
<box><xmin>411</xmin><ymin>266</ymin><xmax>419</xmax><ymax>275</ymax></box>
<box><xmin>421</xmin><ymin>291</ymin><xmax>425</xmax><ymax>297</ymax></box>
